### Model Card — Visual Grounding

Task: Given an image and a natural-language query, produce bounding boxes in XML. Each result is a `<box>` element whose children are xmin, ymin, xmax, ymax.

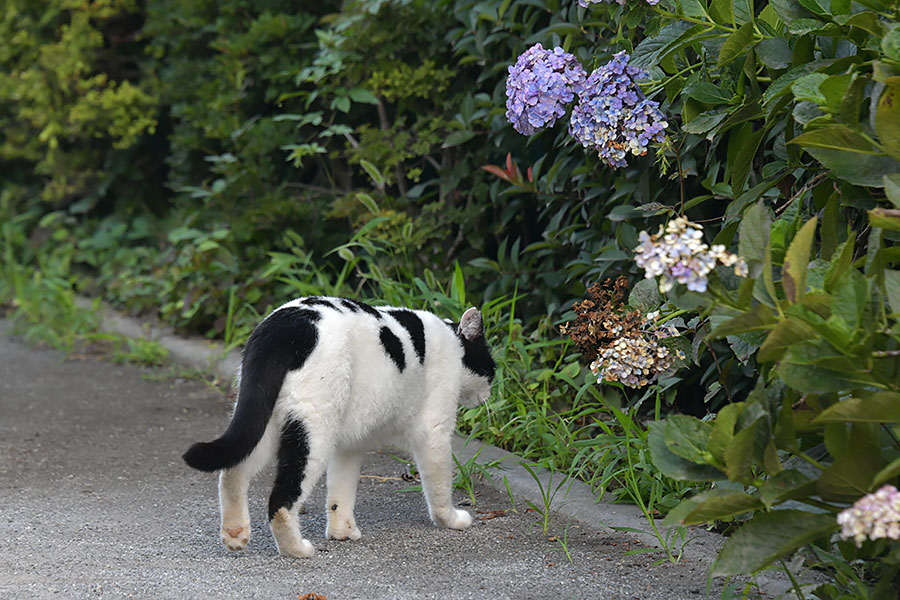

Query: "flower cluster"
<box><xmin>505</xmin><ymin>43</ymin><xmax>587</xmax><ymax>136</ymax></box>
<box><xmin>634</xmin><ymin>217</ymin><xmax>748</xmax><ymax>293</ymax></box>
<box><xmin>578</xmin><ymin>0</ymin><xmax>659</xmax><ymax>7</ymax></box>
<box><xmin>568</xmin><ymin>52</ymin><xmax>668</xmax><ymax>168</ymax></box>
<box><xmin>589</xmin><ymin>312</ymin><xmax>683</xmax><ymax>388</ymax></box>
<box><xmin>837</xmin><ymin>485</ymin><xmax>900</xmax><ymax>547</ymax></box>
<box><xmin>560</xmin><ymin>278</ymin><xmax>684</xmax><ymax>389</ymax></box>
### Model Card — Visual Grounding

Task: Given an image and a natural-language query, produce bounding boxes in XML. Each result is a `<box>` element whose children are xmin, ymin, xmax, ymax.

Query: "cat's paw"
<box><xmin>326</xmin><ymin>518</ymin><xmax>362</xmax><ymax>541</ymax></box>
<box><xmin>435</xmin><ymin>508</ymin><xmax>473</xmax><ymax>530</ymax></box>
<box><xmin>220</xmin><ymin>524</ymin><xmax>250</xmax><ymax>551</ymax></box>
<box><xmin>276</xmin><ymin>537</ymin><xmax>316</xmax><ymax>559</ymax></box>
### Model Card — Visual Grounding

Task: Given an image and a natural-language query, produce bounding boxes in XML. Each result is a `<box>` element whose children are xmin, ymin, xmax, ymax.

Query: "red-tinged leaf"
<box><xmin>506</xmin><ymin>153</ymin><xmax>515</xmax><ymax>176</ymax></box>
<box><xmin>527</xmin><ymin>166</ymin><xmax>533</xmax><ymax>182</ymax></box>
<box><xmin>481</xmin><ymin>165</ymin><xmax>512</xmax><ymax>182</ymax></box>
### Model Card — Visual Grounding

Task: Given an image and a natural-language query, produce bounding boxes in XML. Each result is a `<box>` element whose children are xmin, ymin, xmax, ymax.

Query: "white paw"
<box><xmin>277</xmin><ymin>537</ymin><xmax>316</xmax><ymax>559</ymax></box>
<box><xmin>435</xmin><ymin>508</ymin><xmax>473</xmax><ymax>530</ymax></box>
<box><xmin>220</xmin><ymin>524</ymin><xmax>250</xmax><ymax>551</ymax></box>
<box><xmin>326</xmin><ymin>519</ymin><xmax>362</xmax><ymax>541</ymax></box>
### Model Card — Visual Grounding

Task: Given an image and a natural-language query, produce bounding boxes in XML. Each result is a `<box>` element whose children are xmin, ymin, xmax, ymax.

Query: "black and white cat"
<box><xmin>183</xmin><ymin>296</ymin><xmax>495</xmax><ymax>557</ymax></box>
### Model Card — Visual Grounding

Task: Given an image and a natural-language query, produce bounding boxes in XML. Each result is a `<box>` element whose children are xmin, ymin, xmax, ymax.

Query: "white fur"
<box><xmin>216</xmin><ymin>299</ymin><xmax>491</xmax><ymax>557</ymax></box>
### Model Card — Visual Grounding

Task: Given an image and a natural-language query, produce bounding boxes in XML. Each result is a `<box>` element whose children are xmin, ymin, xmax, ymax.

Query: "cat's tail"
<box><xmin>182</xmin><ymin>306</ymin><xmax>320</xmax><ymax>472</ymax></box>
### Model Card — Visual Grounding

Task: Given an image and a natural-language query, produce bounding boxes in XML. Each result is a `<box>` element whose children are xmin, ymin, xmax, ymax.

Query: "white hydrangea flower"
<box><xmin>837</xmin><ymin>484</ymin><xmax>900</xmax><ymax>547</ymax></box>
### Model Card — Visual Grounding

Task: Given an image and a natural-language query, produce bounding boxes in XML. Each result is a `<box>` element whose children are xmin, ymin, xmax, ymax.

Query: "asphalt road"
<box><xmin>1</xmin><ymin>326</ymin><xmax>745</xmax><ymax>600</ymax></box>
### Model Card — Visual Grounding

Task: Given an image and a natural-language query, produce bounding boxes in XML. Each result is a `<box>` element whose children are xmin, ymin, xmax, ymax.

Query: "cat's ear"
<box><xmin>458</xmin><ymin>307</ymin><xmax>483</xmax><ymax>341</ymax></box>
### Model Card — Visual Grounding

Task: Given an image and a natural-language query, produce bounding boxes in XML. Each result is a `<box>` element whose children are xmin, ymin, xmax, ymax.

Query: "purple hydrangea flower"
<box><xmin>505</xmin><ymin>43</ymin><xmax>587</xmax><ymax>136</ymax></box>
<box><xmin>568</xmin><ymin>51</ymin><xmax>668</xmax><ymax>168</ymax></box>
<box><xmin>634</xmin><ymin>217</ymin><xmax>748</xmax><ymax>293</ymax></box>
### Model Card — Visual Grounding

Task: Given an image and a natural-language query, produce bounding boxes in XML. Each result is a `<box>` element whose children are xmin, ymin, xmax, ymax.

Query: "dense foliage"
<box><xmin>3</xmin><ymin>0</ymin><xmax>900</xmax><ymax>594</ymax></box>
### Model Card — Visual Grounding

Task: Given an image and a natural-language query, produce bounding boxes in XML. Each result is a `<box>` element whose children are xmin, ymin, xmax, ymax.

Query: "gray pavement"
<box><xmin>0</xmin><ymin>321</ymin><xmax>800</xmax><ymax>599</ymax></box>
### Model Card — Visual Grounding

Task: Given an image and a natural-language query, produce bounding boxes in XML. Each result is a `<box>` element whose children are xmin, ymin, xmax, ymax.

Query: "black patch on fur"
<box><xmin>268</xmin><ymin>419</ymin><xmax>310</xmax><ymax>520</ymax></box>
<box><xmin>331</xmin><ymin>504</ymin><xmax>338</xmax><ymax>511</ymax></box>
<box><xmin>461</xmin><ymin>335</ymin><xmax>496</xmax><ymax>382</ymax></box>
<box><xmin>301</xmin><ymin>297</ymin><xmax>340</xmax><ymax>311</ymax></box>
<box><xmin>343</xmin><ymin>298</ymin><xmax>382</xmax><ymax>320</ymax></box>
<box><xmin>443</xmin><ymin>319</ymin><xmax>458</xmax><ymax>332</ymax></box>
<box><xmin>340</xmin><ymin>299</ymin><xmax>359</xmax><ymax>312</ymax></box>
<box><xmin>387</xmin><ymin>309</ymin><xmax>426</xmax><ymax>364</ymax></box>
<box><xmin>182</xmin><ymin>307</ymin><xmax>320</xmax><ymax>472</ymax></box>
<box><xmin>379</xmin><ymin>326</ymin><xmax>406</xmax><ymax>371</ymax></box>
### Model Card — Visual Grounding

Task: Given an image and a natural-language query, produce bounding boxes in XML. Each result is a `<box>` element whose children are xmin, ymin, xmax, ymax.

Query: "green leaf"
<box><xmin>663</xmin><ymin>415</ymin><xmax>715</xmax><ymax>464</ymax></box>
<box><xmin>884</xmin><ymin>174</ymin><xmax>900</xmax><ymax>209</ymax></box>
<box><xmin>885</xmin><ymin>270</ymin><xmax>900</xmax><ymax>315</ymax></box>
<box><xmin>718</xmin><ymin>22</ymin><xmax>756</xmax><ymax>68</ymax></box>
<box><xmin>817</xmin><ymin>451</ymin><xmax>885</xmax><ymax>502</ymax></box>
<box><xmin>792</xmin><ymin>73</ymin><xmax>829</xmax><ymax>104</ymax></box>
<box><xmin>756</xmin><ymin>38</ymin><xmax>792</xmax><ymax>70</ymax></box>
<box><xmin>681</xmin><ymin>492</ymin><xmax>764</xmax><ymax>525</ymax></box>
<box><xmin>782</xmin><ymin>217</ymin><xmax>817</xmax><ymax>303</ymax></box>
<box><xmin>830</xmin><ymin>269</ymin><xmax>868</xmax><ymax>330</ymax></box>
<box><xmin>739</xmin><ymin>202</ymin><xmax>772</xmax><ymax>269</ymax></box>
<box><xmin>882</xmin><ymin>26</ymin><xmax>900</xmax><ymax>61</ymax></box>
<box><xmin>628</xmin><ymin>278</ymin><xmax>662</xmax><ymax>312</ymax></box>
<box><xmin>757</xmin><ymin>318</ymin><xmax>817</xmax><ymax>362</ymax></box>
<box><xmin>686</xmin><ymin>80</ymin><xmax>733</xmax><ymax>104</ymax></box>
<box><xmin>803</xmin><ymin>147</ymin><xmax>900</xmax><ymax>187</ymax></box>
<box><xmin>442</xmin><ymin>130</ymin><xmax>475</xmax><ymax>148</ymax></box>
<box><xmin>711</xmin><ymin>510</ymin><xmax>837</xmax><ymax>576</ymax></box>
<box><xmin>710</xmin><ymin>305</ymin><xmax>777</xmax><ymax>338</ymax></box>
<box><xmin>347</xmin><ymin>88</ymin><xmax>380</xmax><ymax>104</ymax></box>
<box><xmin>708</xmin><ymin>402</ymin><xmax>744</xmax><ymax>464</ymax></box>
<box><xmin>359</xmin><ymin>159</ymin><xmax>385</xmax><ymax>187</ymax></box>
<box><xmin>648</xmin><ymin>422</ymin><xmax>726</xmax><ymax>481</ymax></box>
<box><xmin>725</xmin><ymin>421</ymin><xmax>761</xmax><ymax>483</ymax></box>
<box><xmin>813</xmin><ymin>392</ymin><xmax>900</xmax><ymax>423</ymax></box>
<box><xmin>758</xmin><ymin>470</ymin><xmax>816</xmax><ymax>509</ymax></box>
<box><xmin>708</xmin><ymin>0</ymin><xmax>734</xmax><ymax>25</ymax></box>
<box><xmin>788</xmin><ymin>126</ymin><xmax>879</xmax><ymax>154</ymax></box>
<box><xmin>875</xmin><ymin>86</ymin><xmax>900</xmax><ymax>161</ymax></box>
<box><xmin>683</xmin><ymin>108</ymin><xmax>733</xmax><ymax>136</ymax></box>
<box><xmin>874</xmin><ymin>456</ymin><xmax>900</xmax><ymax>487</ymax></box>
<box><xmin>777</xmin><ymin>363</ymin><xmax>867</xmax><ymax>393</ymax></box>
<box><xmin>729</xmin><ymin>124</ymin><xmax>764</xmax><ymax>194</ymax></box>
<box><xmin>868</xmin><ymin>208</ymin><xmax>900</xmax><ymax>230</ymax></box>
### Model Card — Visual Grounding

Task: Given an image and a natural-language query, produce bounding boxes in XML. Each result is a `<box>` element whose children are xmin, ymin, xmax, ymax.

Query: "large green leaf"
<box><xmin>876</xmin><ymin>85</ymin><xmax>900</xmax><ymax>161</ymax></box>
<box><xmin>874</xmin><ymin>456</ymin><xmax>900</xmax><ymax>487</ymax></box>
<box><xmin>886</xmin><ymin>270</ymin><xmax>900</xmax><ymax>315</ymax></box>
<box><xmin>708</xmin><ymin>402</ymin><xmax>744</xmax><ymax>465</ymax></box>
<box><xmin>725</xmin><ymin>421</ymin><xmax>762</xmax><ymax>484</ymax></box>
<box><xmin>813</xmin><ymin>392</ymin><xmax>900</xmax><ymax>423</ymax></box>
<box><xmin>868</xmin><ymin>208</ymin><xmax>900</xmax><ymax>231</ymax></box>
<box><xmin>647</xmin><ymin>422</ymin><xmax>726</xmax><ymax>481</ymax></box>
<box><xmin>782</xmin><ymin>217</ymin><xmax>817</xmax><ymax>303</ymax></box>
<box><xmin>758</xmin><ymin>318</ymin><xmax>817</xmax><ymax>362</ymax></box>
<box><xmin>804</xmin><ymin>147</ymin><xmax>900</xmax><ymax>187</ymax></box>
<box><xmin>738</xmin><ymin>202</ymin><xmax>772</xmax><ymax>269</ymax></box>
<box><xmin>680</xmin><ymin>492</ymin><xmax>764</xmax><ymax>525</ymax></box>
<box><xmin>663</xmin><ymin>415</ymin><xmax>715</xmax><ymax>464</ymax></box>
<box><xmin>788</xmin><ymin>126</ymin><xmax>879</xmax><ymax>154</ymax></box>
<box><xmin>711</xmin><ymin>510</ymin><xmax>838</xmax><ymax>576</ymax></box>
<box><xmin>817</xmin><ymin>451</ymin><xmax>886</xmax><ymax>502</ymax></box>
<box><xmin>710</xmin><ymin>305</ymin><xmax>777</xmax><ymax>338</ymax></box>
<box><xmin>758</xmin><ymin>470</ymin><xmax>816</xmax><ymax>509</ymax></box>
<box><xmin>718</xmin><ymin>22</ymin><xmax>756</xmax><ymax>68</ymax></box>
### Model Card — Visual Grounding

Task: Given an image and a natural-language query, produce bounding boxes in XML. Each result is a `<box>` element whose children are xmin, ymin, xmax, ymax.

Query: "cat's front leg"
<box><xmin>325</xmin><ymin>450</ymin><xmax>363</xmax><ymax>540</ymax></box>
<box><xmin>413</xmin><ymin>436</ymin><xmax>473</xmax><ymax>530</ymax></box>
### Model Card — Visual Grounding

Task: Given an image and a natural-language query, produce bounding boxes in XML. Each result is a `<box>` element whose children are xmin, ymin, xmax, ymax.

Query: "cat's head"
<box><xmin>456</xmin><ymin>307</ymin><xmax>495</xmax><ymax>407</ymax></box>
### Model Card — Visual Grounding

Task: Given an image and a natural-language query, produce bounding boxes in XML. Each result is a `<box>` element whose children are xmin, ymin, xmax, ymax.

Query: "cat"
<box><xmin>183</xmin><ymin>296</ymin><xmax>495</xmax><ymax>558</ymax></box>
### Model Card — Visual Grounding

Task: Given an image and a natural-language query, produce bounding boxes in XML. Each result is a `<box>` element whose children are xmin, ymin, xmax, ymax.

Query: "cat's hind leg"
<box><xmin>412</xmin><ymin>433</ymin><xmax>472</xmax><ymax>530</ymax></box>
<box><xmin>268</xmin><ymin>418</ymin><xmax>327</xmax><ymax>558</ymax></box>
<box><xmin>325</xmin><ymin>450</ymin><xmax>363</xmax><ymax>541</ymax></box>
<box><xmin>218</xmin><ymin>418</ymin><xmax>278</xmax><ymax>551</ymax></box>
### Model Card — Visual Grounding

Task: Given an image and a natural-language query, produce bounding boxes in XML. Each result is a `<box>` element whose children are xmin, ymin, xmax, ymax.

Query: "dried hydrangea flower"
<box><xmin>568</xmin><ymin>51</ymin><xmax>667</xmax><ymax>168</ymax></box>
<box><xmin>505</xmin><ymin>43</ymin><xmax>587</xmax><ymax>136</ymax></box>
<box><xmin>589</xmin><ymin>315</ymin><xmax>683</xmax><ymax>389</ymax></box>
<box><xmin>634</xmin><ymin>216</ymin><xmax>748</xmax><ymax>293</ymax></box>
<box><xmin>838</xmin><ymin>484</ymin><xmax>900</xmax><ymax>547</ymax></box>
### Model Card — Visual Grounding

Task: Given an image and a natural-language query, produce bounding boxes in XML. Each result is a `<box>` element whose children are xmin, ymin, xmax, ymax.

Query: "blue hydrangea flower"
<box><xmin>505</xmin><ymin>43</ymin><xmax>587</xmax><ymax>136</ymax></box>
<box><xmin>568</xmin><ymin>51</ymin><xmax>668</xmax><ymax>168</ymax></box>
